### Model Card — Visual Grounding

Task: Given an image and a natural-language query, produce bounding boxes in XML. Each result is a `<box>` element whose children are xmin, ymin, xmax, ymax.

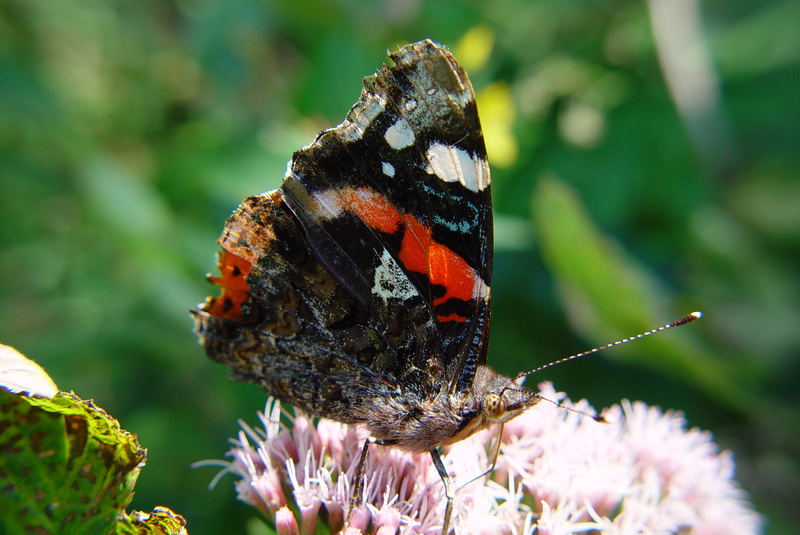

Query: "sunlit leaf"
<box><xmin>0</xmin><ymin>390</ymin><xmax>146</xmax><ymax>534</ymax></box>
<box><xmin>0</xmin><ymin>343</ymin><xmax>58</xmax><ymax>398</ymax></box>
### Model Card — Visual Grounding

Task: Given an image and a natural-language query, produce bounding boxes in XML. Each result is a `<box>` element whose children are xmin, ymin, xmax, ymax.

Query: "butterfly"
<box><xmin>191</xmin><ymin>39</ymin><xmax>539</xmax><ymax>533</ymax></box>
<box><xmin>192</xmin><ymin>39</ymin><xmax>703</xmax><ymax>533</ymax></box>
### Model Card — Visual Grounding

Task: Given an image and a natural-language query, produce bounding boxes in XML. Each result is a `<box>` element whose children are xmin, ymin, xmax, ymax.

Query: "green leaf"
<box><xmin>532</xmin><ymin>175</ymin><xmax>762</xmax><ymax>414</ymax></box>
<box><xmin>115</xmin><ymin>506</ymin><xmax>188</xmax><ymax>535</ymax></box>
<box><xmin>0</xmin><ymin>390</ymin><xmax>146</xmax><ymax>534</ymax></box>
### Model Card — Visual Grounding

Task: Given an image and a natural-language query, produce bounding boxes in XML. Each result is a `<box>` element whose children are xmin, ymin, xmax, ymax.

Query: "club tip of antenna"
<box><xmin>690</xmin><ymin>311</ymin><xmax>703</xmax><ymax>319</ymax></box>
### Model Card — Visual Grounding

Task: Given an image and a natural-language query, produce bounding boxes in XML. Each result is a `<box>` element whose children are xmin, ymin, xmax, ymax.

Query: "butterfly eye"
<box><xmin>483</xmin><ymin>392</ymin><xmax>506</xmax><ymax>420</ymax></box>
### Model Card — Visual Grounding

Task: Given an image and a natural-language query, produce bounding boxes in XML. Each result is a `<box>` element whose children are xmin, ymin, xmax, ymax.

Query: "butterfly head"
<box><xmin>473</xmin><ymin>365</ymin><xmax>540</xmax><ymax>424</ymax></box>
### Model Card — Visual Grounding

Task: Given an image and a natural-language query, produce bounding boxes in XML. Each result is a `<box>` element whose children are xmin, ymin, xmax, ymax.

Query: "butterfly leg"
<box><xmin>457</xmin><ymin>422</ymin><xmax>505</xmax><ymax>492</ymax></box>
<box><xmin>345</xmin><ymin>436</ymin><xmax>396</xmax><ymax>531</ymax></box>
<box><xmin>430</xmin><ymin>447</ymin><xmax>455</xmax><ymax>535</ymax></box>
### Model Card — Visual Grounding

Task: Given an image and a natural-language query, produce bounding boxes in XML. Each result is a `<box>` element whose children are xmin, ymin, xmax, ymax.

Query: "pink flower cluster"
<box><xmin>214</xmin><ymin>383</ymin><xmax>760</xmax><ymax>535</ymax></box>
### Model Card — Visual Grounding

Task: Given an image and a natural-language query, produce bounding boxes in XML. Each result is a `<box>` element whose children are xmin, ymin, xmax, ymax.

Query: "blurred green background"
<box><xmin>1</xmin><ymin>1</ymin><xmax>798</xmax><ymax>533</ymax></box>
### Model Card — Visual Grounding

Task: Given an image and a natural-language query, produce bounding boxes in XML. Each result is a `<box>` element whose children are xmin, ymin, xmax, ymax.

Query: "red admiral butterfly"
<box><xmin>192</xmin><ymin>39</ymin><xmax>701</xmax><ymax>534</ymax></box>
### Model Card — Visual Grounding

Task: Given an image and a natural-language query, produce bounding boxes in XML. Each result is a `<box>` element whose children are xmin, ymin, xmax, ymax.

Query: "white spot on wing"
<box><xmin>304</xmin><ymin>186</ymin><xmax>363</xmax><ymax>219</ymax></box>
<box><xmin>382</xmin><ymin>161</ymin><xmax>395</xmax><ymax>177</ymax></box>
<box><xmin>384</xmin><ymin>118</ymin><xmax>415</xmax><ymax>150</ymax></box>
<box><xmin>454</xmin><ymin>89</ymin><xmax>473</xmax><ymax>107</ymax></box>
<box><xmin>306</xmin><ymin>189</ymin><xmax>344</xmax><ymax>218</ymax></box>
<box><xmin>372</xmin><ymin>249</ymin><xmax>418</xmax><ymax>301</ymax></box>
<box><xmin>337</xmin><ymin>95</ymin><xmax>386</xmax><ymax>142</ymax></box>
<box><xmin>425</xmin><ymin>143</ymin><xmax>490</xmax><ymax>192</ymax></box>
<box><xmin>474</xmin><ymin>278</ymin><xmax>490</xmax><ymax>301</ymax></box>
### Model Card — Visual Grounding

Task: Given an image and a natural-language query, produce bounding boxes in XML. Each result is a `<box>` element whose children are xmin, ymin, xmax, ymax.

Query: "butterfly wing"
<box><xmin>193</xmin><ymin>40</ymin><xmax>492</xmax><ymax>424</ymax></box>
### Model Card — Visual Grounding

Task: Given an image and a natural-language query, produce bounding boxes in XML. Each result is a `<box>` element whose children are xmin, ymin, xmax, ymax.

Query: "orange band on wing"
<box><xmin>207</xmin><ymin>250</ymin><xmax>252</xmax><ymax>320</ymax></box>
<box><xmin>343</xmin><ymin>186</ymin><xmax>480</xmax><ymax>318</ymax></box>
<box><xmin>437</xmin><ymin>312</ymin><xmax>468</xmax><ymax>323</ymax></box>
<box><xmin>341</xmin><ymin>187</ymin><xmax>402</xmax><ymax>234</ymax></box>
<box><xmin>402</xmin><ymin>214</ymin><xmax>477</xmax><ymax>306</ymax></box>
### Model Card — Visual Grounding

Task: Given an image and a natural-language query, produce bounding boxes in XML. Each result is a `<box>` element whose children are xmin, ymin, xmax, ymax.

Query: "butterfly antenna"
<box><xmin>514</xmin><ymin>311</ymin><xmax>703</xmax><ymax>381</ymax></box>
<box><xmin>536</xmin><ymin>394</ymin><xmax>609</xmax><ymax>422</ymax></box>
